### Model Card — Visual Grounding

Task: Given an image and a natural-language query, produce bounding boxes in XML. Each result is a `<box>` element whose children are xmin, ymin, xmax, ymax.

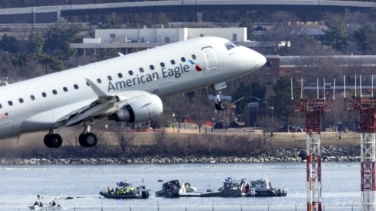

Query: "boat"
<box><xmin>155</xmin><ymin>177</ymin><xmax>286</xmax><ymax>198</ymax></box>
<box><xmin>28</xmin><ymin>201</ymin><xmax>43</xmax><ymax>210</ymax></box>
<box><xmin>28</xmin><ymin>201</ymin><xmax>62</xmax><ymax>210</ymax></box>
<box><xmin>47</xmin><ymin>204</ymin><xmax>62</xmax><ymax>210</ymax></box>
<box><xmin>100</xmin><ymin>182</ymin><xmax>150</xmax><ymax>199</ymax></box>
<box><xmin>155</xmin><ymin>180</ymin><xmax>201</xmax><ymax>197</ymax></box>
<box><xmin>47</xmin><ymin>201</ymin><xmax>62</xmax><ymax>210</ymax></box>
<box><xmin>200</xmin><ymin>177</ymin><xmax>243</xmax><ymax>197</ymax></box>
<box><xmin>155</xmin><ymin>180</ymin><xmax>180</xmax><ymax>197</ymax></box>
<box><xmin>178</xmin><ymin>181</ymin><xmax>201</xmax><ymax>197</ymax></box>
<box><xmin>245</xmin><ymin>178</ymin><xmax>287</xmax><ymax>197</ymax></box>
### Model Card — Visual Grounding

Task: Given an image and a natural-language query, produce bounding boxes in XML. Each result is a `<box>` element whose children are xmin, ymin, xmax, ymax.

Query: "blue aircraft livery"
<box><xmin>108</xmin><ymin>63</ymin><xmax>192</xmax><ymax>92</ymax></box>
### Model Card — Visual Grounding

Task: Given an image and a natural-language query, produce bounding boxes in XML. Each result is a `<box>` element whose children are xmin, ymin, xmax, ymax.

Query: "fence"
<box><xmin>13</xmin><ymin>204</ymin><xmax>363</xmax><ymax>211</ymax></box>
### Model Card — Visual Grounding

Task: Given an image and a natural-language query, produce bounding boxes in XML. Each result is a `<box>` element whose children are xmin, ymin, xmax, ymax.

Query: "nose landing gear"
<box><xmin>215</xmin><ymin>91</ymin><xmax>227</xmax><ymax>111</ymax></box>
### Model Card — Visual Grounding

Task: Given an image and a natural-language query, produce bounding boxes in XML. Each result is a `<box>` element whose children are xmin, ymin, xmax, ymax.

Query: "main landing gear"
<box><xmin>44</xmin><ymin>131</ymin><xmax>63</xmax><ymax>148</ymax></box>
<box><xmin>78</xmin><ymin>125</ymin><xmax>98</xmax><ymax>147</ymax></box>
<box><xmin>43</xmin><ymin>125</ymin><xmax>98</xmax><ymax>148</ymax></box>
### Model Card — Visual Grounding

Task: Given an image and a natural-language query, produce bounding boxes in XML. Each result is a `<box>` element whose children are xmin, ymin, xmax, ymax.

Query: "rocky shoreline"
<box><xmin>0</xmin><ymin>145</ymin><xmax>360</xmax><ymax>165</ymax></box>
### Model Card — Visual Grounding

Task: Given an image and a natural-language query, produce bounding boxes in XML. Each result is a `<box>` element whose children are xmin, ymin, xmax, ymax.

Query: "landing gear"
<box><xmin>43</xmin><ymin>123</ymin><xmax>98</xmax><ymax>148</ymax></box>
<box><xmin>215</xmin><ymin>101</ymin><xmax>227</xmax><ymax>110</ymax></box>
<box><xmin>78</xmin><ymin>133</ymin><xmax>97</xmax><ymax>147</ymax></box>
<box><xmin>78</xmin><ymin>125</ymin><xmax>97</xmax><ymax>147</ymax></box>
<box><xmin>214</xmin><ymin>91</ymin><xmax>227</xmax><ymax>111</ymax></box>
<box><xmin>44</xmin><ymin>132</ymin><xmax>63</xmax><ymax>148</ymax></box>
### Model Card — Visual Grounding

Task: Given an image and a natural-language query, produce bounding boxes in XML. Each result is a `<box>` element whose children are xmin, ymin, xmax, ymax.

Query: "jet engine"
<box><xmin>110</xmin><ymin>94</ymin><xmax>163</xmax><ymax>123</ymax></box>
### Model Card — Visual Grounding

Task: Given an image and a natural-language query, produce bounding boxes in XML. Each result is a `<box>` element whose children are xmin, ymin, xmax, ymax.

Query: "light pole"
<box><xmin>269</xmin><ymin>101</ymin><xmax>274</xmax><ymax>137</ymax></box>
<box><xmin>172</xmin><ymin>112</ymin><xmax>175</xmax><ymax>133</ymax></box>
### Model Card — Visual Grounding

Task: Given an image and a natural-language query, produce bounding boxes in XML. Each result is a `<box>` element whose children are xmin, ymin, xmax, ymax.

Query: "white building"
<box><xmin>70</xmin><ymin>26</ymin><xmax>277</xmax><ymax>57</ymax></box>
<box><xmin>80</xmin><ymin>27</ymin><xmax>247</xmax><ymax>45</ymax></box>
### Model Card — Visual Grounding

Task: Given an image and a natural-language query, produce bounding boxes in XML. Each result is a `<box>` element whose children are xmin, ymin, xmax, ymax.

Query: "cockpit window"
<box><xmin>225</xmin><ymin>42</ymin><xmax>238</xmax><ymax>50</ymax></box>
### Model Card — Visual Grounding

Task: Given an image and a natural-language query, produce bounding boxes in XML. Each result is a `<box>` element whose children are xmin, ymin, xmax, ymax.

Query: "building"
<box><xmin>70</xmin><ymin>26</ymin><xmax>254</xmax><ymax>56</ymax></box>
<box><xmin>70</xmin><ymin>26</ymin><xmax>280</xmax><ymax>56</ymax></box>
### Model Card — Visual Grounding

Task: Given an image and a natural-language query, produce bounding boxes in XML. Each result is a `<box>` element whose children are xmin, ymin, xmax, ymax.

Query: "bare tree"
<box><xmin>267</xmin><ymin>11</ymin><xmax>299</xmax><ymax>55</ymax></box>
<box><xmin>289</xmin><ymin>34</ymin><xmax>338</xmax><ymax>56</ymax></box>
<box><xmin>114</xmin><ymin>132</ymin><xmax>135</xmax><ymax>154</ymax></box>
<box><xmin>154</xmin><ymin>128</ymin><xmax>167</xmax><ymax>151</ymax></box>
<box><xmin>257</xmin><ymin>115</ymin><xmax>278</xmax><ymax>141</ymax></box>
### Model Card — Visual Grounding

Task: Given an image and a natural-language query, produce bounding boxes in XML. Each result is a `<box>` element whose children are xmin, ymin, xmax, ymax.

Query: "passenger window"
<box><xmin>192</xmin><ymin>54</ymin><xmax>196</xmax><ymax>60</ymax></box>
<box><xmin>97</xmin><ymin>78</ymin><xmax>101</xmax><ymax>84</ymax></box>
<box><xmin>8</xmin><ymin>101</ymin><xmax>13</xmax><ymax>106</ymax></box>
<box><xmin>139</xmin><ymin>67</ymin><xmax>144</xmax><ymax>73</ymax></box>
<box><xmin>118</xmin><ymin>73</ymin><xmax>123</xmax><ymax>78</ymax></box>
<box><xmin>171</xmin><ymin>60</ymin><xmax>175</xmax><ymax>65</ymax></box>
<box><xmin>42</xmin><ymin>92</ymin><xmax>47</xmax><ymax>97</ymax></box>
<box><xmin>160</xmin><ymin>62</ymin><xmax>165</xmax><ymax>68</ymax></box>
<box><xmin>0</xmin><ymin>104</ymin><xmax>2</xmax><ymax>109</ymax></box>
<box><xmin>128</xmin><ymin>70</ymin><xmax>133</xmax><ymax>76</ymax></box>
<box><xmin>19</xmin><ymin>98</ymin><xmax>24</xmax><ymax>103</ymax></box>
<box><xmin>108</xmin><ymin>76</ymin><xmax>112</xmax><ymax>81</ymax></box>
<box><xmin>74</xmin><ymin>84</ymin><xmax>79</xmax><ymax>89</ymax></box>
<box><xmin>150</xmin><ymin>65</ymin><xmax>154</xmax><ymax>70</ymax></box>
<box><xmin>181</xmin><ymin>57</ymin><xmax>186</xmax><ymax>62</ymax></box>
<box><xmin>52</xmin><ymin>90</ymin><xmax>57</xmax><ymax>95</ymax></box>
<box><xmin>63</xmin><ymin>87</ymin><xmax>68</xmax><ymax>92</ymax></box>
<box><xmin>30</xmin><ymin>95</ymin><xmax>35</xmax><ymax>100</ymax></box>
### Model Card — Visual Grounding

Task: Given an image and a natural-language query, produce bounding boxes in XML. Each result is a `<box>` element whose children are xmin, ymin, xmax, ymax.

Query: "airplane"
<box><xmin>0</xmin><ymin>36</ymin><xmax>266</xmax><ymax>148</ymax></box>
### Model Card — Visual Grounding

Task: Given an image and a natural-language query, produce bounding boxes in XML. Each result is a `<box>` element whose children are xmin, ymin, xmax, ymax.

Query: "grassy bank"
<box><xmin>0</xmin><ymin>128</ymin><xmax>361</xmax><ymax>159</ymax></box>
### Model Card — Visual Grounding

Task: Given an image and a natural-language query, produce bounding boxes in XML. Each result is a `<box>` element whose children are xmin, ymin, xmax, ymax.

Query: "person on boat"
<box><xmin>34</xmin><ymin>201</ymin><xmax>38</xmax><ymax>206</ymax></box>
<box><xmin>107</xmin><ymin>187</ymin><xmax>113</xmax><ymax>193</ymax></box>
<box><xmin>240</xmin><ymin>179</ymin><xmax>245</xmax><ymax>187</ymax></box>
<box><xmin>129</xmin><ymin>186</ymin><xmax>135</xmax><ymax>193</ymax></box>
<box><xmin>224</xmin><ymin>177</ymin><xmax>232</xmax><ymax>183</ymax></box>
<box><xmin>121</xmin><ymin>188</ymin><xmax>126</xmax><ymax>195</ymax></box>
<box><xmin>39</xmin><ymin>201</ymin><xmax>43</xmax><ymax>207</ymax></box>
<box><xmin>136</xmin><ymin>186</ymin><xmax>141</xmax><ymax>194</ymax></box>
<box><xmin>244</xmin><ymin>183</ymin><xmax>250</xmax><ymax>193</ymax></box>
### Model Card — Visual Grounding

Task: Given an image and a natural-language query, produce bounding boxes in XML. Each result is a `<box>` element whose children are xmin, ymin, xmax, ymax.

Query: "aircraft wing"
<box><xmin>58</xmin><ymin>79</ymin><xmax>157</xmax><ymax>127</ymax></box>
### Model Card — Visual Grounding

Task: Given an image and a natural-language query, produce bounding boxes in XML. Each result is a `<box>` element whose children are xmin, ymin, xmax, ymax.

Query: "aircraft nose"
<box><xmin>253</xmin><ymin>51</ymin><xmax>267</xmax><ymax>69</ymax></box>
<box><xmin>227</xmin><ymin>46</ymin><xmax>267</xmax><ymax>75</ymax></box>
<box><xmin>255</xmin><ymin>52</ymin><xmax>266</xmax><ymax>68</ymax></box>
<box><xmin>240</xmin><ymin>47</ymin><xmax>267</xmax><ymax>72</ymax></box>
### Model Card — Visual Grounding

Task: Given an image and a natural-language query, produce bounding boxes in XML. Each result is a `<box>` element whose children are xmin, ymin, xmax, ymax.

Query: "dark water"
<box><xmin>0</xmin><ymin>162</ymin><xmax>362</xmax><ymax>211</ymax></box>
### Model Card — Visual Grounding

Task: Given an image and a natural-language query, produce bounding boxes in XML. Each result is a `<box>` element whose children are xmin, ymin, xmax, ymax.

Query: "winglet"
<box><xmin>86</xmin><ymin>78</ymin><xmax>107</xmax><ymax>97</ymax></box>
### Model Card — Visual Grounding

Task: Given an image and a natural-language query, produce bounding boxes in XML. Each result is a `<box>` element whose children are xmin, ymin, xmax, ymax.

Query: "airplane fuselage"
<box><xmin>0</xmin><ymin>36</ymin><xmax>266</xmax><ymax>146</ymax></box>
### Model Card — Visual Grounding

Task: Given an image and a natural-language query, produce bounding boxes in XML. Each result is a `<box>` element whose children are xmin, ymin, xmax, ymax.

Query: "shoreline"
<box><xmin>0</xmin><ymin>156</ymin><xmax>360</xmax><ymax>165</ymax></box>
<box><xmin>0</xmin><ymin>130</ymin><xmax>362</xmax><ymax>165</ymax></box>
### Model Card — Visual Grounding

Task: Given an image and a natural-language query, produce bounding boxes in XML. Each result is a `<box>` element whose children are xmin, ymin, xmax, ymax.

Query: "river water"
<box><xmin>0</xmin><ymin>162</ymin><xmax>362</xmax><ymax>211</ymax></box>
